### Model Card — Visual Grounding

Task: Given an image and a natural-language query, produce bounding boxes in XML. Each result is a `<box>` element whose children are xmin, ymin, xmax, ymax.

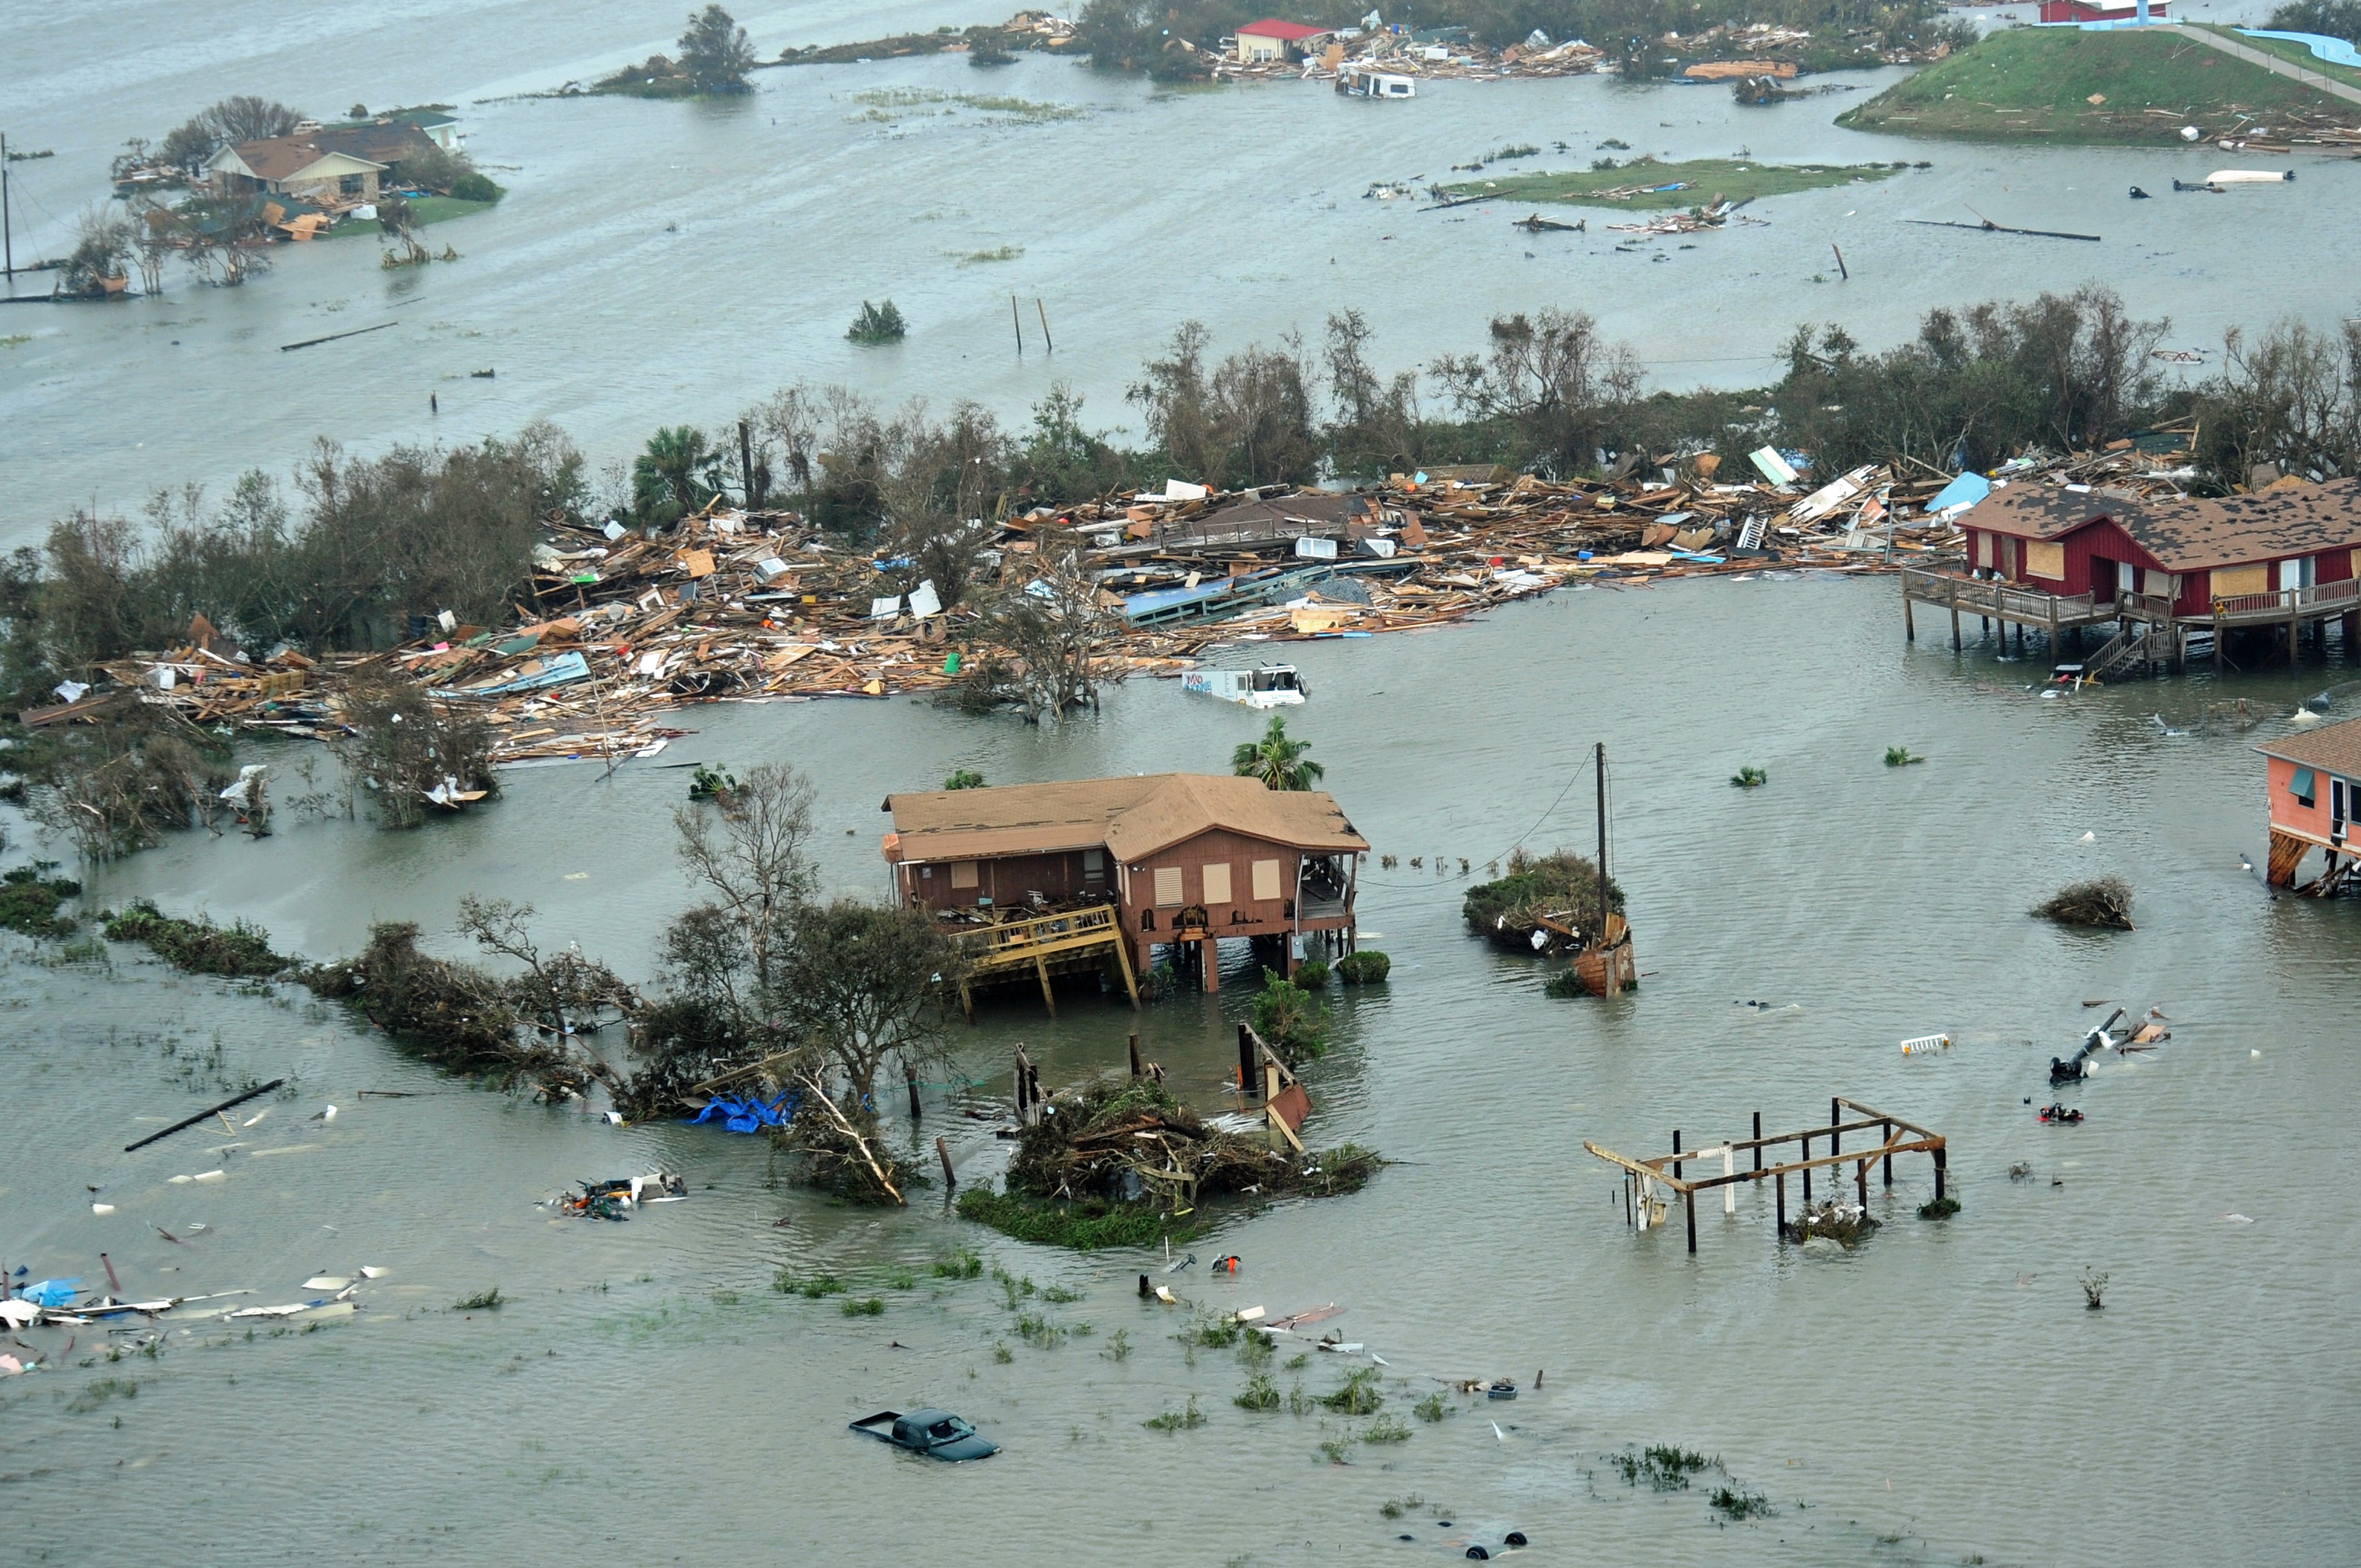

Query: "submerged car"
<box><xmin>848</xmin><ymin>1408</ymin><xmax>1000</xmax><ymax>1462</ymax></box>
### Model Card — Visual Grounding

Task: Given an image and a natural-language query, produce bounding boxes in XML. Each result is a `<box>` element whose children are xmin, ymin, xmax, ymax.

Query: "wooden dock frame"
<box><xmin>1584</xmin><ymin>1096</ymin><xmax>1947</xmax><ymax>1255</ymax></box>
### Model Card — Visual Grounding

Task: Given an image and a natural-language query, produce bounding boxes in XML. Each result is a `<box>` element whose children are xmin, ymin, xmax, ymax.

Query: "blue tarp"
<box><xmin>1928</xmin><ymin>472</ymin><xmax>1993</xmax><ymax>514</ymax></box>
<box><xmin>688</xmin><ymin>1093</ymin><xmax>795</xmax><ymax>1134</ymax></box>
<box><xmin>1123</xmin><ymin>579</ymin><xmax>1239</xmax><ymax>621</ymax></box>
<box><xmin>435</xmin><ymin>650</ymin><xmax>591</xmax><ymax>700</ymax></box>
<box><xmin>21</xmin><ymin>1278</ymin><xmax>80</xmax><ymax>1308</ymax></box>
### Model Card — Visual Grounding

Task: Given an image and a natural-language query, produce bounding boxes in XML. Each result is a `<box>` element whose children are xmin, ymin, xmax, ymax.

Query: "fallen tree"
<box><xmin>2032</xmin><ymin>876</ymin><xmax>2134</xmax><ymax>930</ymax></box>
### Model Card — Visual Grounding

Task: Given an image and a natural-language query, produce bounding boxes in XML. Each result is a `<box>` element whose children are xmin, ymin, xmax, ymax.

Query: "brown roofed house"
<box><xmin>884</xmin><ymin>773</ymin><xmax>1368</xmax><ymax>994</ymax></box>
<box><xmin>1960</xmin><ymin>477</ymin><xmax>2361</xmax><ymax>620</ymax></box>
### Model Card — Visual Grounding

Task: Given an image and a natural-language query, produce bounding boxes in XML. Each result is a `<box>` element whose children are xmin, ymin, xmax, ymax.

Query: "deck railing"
<box><xmin>954</xmin><ymin>904</ymin><xmax>1121</xmax><ymax>971</ymax></box>
<box><xmin>2210</xmin><ymin>576</ymin><xmax>2361</xmax><ymax>623</ymax></box>
<box><xmin>1901</xmin><ymin>567</ymin><xmax>2102</xmax><ymax>624</ymax></box>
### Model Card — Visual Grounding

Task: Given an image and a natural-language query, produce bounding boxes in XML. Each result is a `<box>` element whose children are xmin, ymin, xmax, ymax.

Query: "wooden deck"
<box><xmin>953</xmin><ymin>904</ymin><xmax>1138</xmax><ymax>1019</ymax></box>
<box><xmin>1900</xmin><ymin>568</ymin><xmax>2114</xmax><ymax>650</ymax></box>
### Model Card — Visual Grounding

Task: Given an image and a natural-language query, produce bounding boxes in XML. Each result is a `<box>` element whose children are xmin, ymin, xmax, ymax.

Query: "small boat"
<box><xmin>2039</xmin><ymin>1104</ymin><xmax>2085</xmax><ymax>1125</ymax></box>
<box><xmin>1183</xmin><ymin>663</ymin><xmax>1307</xmax><ymax>708</ymax></box>
<box><xmin>2204</xmin><ymin>168</ymin><xmax>2295</xmax><ymax>185</ymax></box>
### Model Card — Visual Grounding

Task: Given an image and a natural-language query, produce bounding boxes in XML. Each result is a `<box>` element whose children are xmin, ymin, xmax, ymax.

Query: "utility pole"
<box><xmin>1594</xmin><ymin>742</ymin><xmax>1608</xmax><ymax>939</ymax></box>
<box><xmin>3</xmin><ymin>130</ymin><xmax>14</xmax><ymax>280</ymax></box>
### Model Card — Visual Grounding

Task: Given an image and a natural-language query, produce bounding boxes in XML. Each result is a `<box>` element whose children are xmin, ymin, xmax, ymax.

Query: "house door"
<box><xmin>2091</xmin><ymin>558</ymin><xmax>2118</xmax><ymax>603</ymax></box>
<box><xmin>2336</xmin><ymin>779</ymin><xmax>2349</xmax><ymax>846</ymax></box>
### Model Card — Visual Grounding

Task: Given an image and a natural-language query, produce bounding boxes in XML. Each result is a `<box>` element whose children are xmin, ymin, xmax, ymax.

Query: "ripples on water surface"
<box><xmin>4</xmin><ymin>579</ymin><xmax>2359</xmax><ymax>1564</ymax></box>
<box><xmin>4</xmin><ymin>0</ymin><xmax>2356</xmax><ymax>534</ymax></box>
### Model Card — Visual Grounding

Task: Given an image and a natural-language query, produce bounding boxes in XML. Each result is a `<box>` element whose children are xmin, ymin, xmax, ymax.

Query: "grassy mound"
<box><xmin>1334</xmin><ymin>950</ymin><xmax>1390</xmax><ymax>985</ymax></box>
<box><xmin>964</xmin><ymin>1077</ymin><xmax>1381</xmax><ymax>1249</ymax></box>
<box><xmin>1838</xmin><ymin>27</ymin><xmax>2361</xmax><ymax>143</ymax></box>
<box><xmin>1440</xmin><ymin>157</ymin><xmax>1900</xmax><ymax>210</ymax></box>
<box><xmin>955</xmin><ymin>1189</ymin><xmax>1189</xmax><ymax>1249</ymax></box>
<box><xmin>1463</xmin><ymin>849</ymin><xmax>1623</xmax><ymax>951</ymax></box>
<box><xmin>101</xmin><ymin>900</ymin><xmax>289</xmax><ymax>976</ymax></box>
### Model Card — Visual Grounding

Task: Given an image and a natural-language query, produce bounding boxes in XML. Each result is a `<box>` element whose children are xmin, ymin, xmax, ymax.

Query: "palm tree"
<box><xmin>1232</xmin><ymin>715</ymin><xmax>1324</xmax><ymax>792</ymax></box>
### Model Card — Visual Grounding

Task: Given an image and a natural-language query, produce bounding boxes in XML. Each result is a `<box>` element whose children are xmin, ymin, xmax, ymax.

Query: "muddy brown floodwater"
<box><xmin>4</xmin><ymin>576</ymin><xmax>2358</xmax><ymax>1564</ymax></box>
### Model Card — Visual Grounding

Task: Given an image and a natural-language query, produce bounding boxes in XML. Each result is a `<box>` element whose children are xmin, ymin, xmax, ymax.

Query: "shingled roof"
<box><xmin>1965</xmin><ymin>477</ymin><xmax>2361</xmax><ymax>572</ymax></box>
<box><xmin>2254</xmin><ymin>715</ymin><xmax>2361</xmax><ymax>777</ymax></box>
<box><xmin>885</xmin><ymin>773</ymin><xmax>1365</xmax><ymax>865</ymax></box>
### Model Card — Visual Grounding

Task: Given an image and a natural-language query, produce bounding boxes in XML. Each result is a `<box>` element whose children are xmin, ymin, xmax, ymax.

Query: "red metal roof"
<box><xmin>1237</xmin><ymin>18</ymin><xmax>1331</xmax><ymax>39</ymax></box>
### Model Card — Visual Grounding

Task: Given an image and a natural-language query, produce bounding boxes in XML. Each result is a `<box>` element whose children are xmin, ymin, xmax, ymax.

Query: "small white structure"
<box><xmin>1183</xmin><ymin>664</ymin><xmax>1308</xmax><ymax>708</ymax></box>
<box><xmin>1337</xmin><ymin>67</ymin><xmax>1416</xmax><ymax>96</ymax></box>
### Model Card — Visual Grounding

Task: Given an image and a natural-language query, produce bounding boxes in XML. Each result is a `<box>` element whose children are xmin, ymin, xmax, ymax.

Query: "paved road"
<box><xmin>2160</xmin><ymin>24</ymin><xmax>2361</xmax><ymax>109</ymax></box>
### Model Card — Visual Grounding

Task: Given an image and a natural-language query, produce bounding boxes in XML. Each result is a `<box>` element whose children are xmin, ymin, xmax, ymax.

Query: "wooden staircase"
<box><xmin>953</xmin><ymin>904</ymin><xmax>1138</xmax><ymax>1019</ymax></box>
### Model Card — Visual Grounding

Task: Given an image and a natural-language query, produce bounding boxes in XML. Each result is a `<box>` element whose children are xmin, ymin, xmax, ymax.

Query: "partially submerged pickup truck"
<box><xmin>848</xmin><ymin>1409</ymin><xmax>1000</xmax><ymax>1462</ymax></box>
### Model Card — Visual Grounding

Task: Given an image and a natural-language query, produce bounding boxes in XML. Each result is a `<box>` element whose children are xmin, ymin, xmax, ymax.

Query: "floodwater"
<box><xmin>7</xmin><ymin>577</ymin><xmax>2361</xmax><ymax>1564</ymax></box>
<box><xmin>5</xmin><ymin>0</ymin><xmax>2357</xmax><ymax>538</ymax></box>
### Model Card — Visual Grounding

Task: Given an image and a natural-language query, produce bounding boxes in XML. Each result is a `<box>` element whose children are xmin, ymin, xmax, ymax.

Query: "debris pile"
<box><xmin>52</xmin><ymin>429</ymin><xmax>2224</xmax><ymax>779</ymax></box>
<box><xmin>2033</xmin><ymin>876</ymin><xmax>2136</xmax><ymax>931</ymax></box>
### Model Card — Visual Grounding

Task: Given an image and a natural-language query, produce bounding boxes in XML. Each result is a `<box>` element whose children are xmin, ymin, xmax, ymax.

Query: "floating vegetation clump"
<box><xmin>1610</xmin><ymin>1444</ymin><xmax>1715</xmax><ymax>1491</ymax></box>
<box><xmin>932</xmin><ymin>1247</ymin><xmax>982</xmax><ymax>1279</ymax></box>
<box><xmin>1918</xmin><ymin>1195</ymin><xmax>1962</xmax><ymax>1220</ymax></box>
<box><xmin>957</xmin><ymin>246</ymin><xmax>1024</xmax><ymax>264</ymax></box>
<box><xmin>1334</xmin><ymin>950</ymin><xmax>1390</xmax><ymax>984</ymax></box>
<box><xmin>1884</xmin><ymin>745</ymin><xmax>1924</xmax><ymax>767</ymax></box>
<box><xmin>453</xmin><ymin>1286</ymin><xmax>505</xmax><ymax>1312</ymax></box>
<box><xmin>2034</xmin><ymin>876</ymin><xmax>2134</xmax><ymax>930</ymax></box>
<box><xmin>1710</xmin><ymin>1485</ymin><xmax>1773</xmax><ymax>1519</ymax></box>
<box><xmin>1235</xmin><ymin>1372</ymin><xmax>1282</xmax><ymax>1411</ymax></box>
<box><xmin>1318</xmin><ymin>1367</ymin><xmax>1384</xmax><ymax>1416</ymax></box>
<box><xmin>1143</xmin><ymin>1395</ymin><xmax>1205</xmax><ymax>1430</ymax></box>
<box><xmin>840</xmin><ymin>1296</ymin><xmax>886</xmax><ymax>1317</ymax></box>
<box><xmin>846</xmin><ymin>299</ymin><xmax>907</xmax><ymax>345</ymax></box>
<box><xmin>0</xmin><ymin>865</ymin><xmax>81</xmax><ymax>938</ymax></box>
<box><xmin>1731</xmin><ymin>765</ymin><xmax>1768</xmax><ymax>788</ymax></box>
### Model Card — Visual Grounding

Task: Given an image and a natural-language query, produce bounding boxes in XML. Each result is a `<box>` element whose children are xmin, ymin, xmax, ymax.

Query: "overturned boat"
<box><xmin>1183</xmin><ymin>663</ymin><xmax>1308</xmax><ymax>708</ymax></box>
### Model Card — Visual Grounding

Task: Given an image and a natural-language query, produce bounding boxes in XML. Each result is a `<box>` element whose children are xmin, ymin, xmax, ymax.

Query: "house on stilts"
<box><xmin>2255</xmin><ymin>715</ymin><xmax>2361</xmax><ymax>894</ymax></box>
<box><xmin>1902</xmin><ymin>477</ymin><xmax>2361</xmax><ymax>677</ymax></box>
<box><xmin>881</xmin><ymin>773</ymin><xmax>1368</xmax><ymax>1015</ymax></box>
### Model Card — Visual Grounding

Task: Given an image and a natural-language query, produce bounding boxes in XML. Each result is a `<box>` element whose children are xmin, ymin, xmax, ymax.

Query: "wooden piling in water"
<box><xmin>1583</xmin><ymin>1097</ymin><xmax>1947</xmax><ymax>1259</ymax></box>
<box><xmin>1129</xmin><ymin>1032</ymin><xmax>1142</xmax><ymax>1078</ymax></box>
<box><xmin>1237</xmin><ymin>1023</ymin><xmax>1258</xmax><ymax>1099</ymax></box>
<box><xmin>1036</xmin><ymin>297</ymin><xmax>1053</xmax><ymax>352</ymax></box>
<box><xmin>905</xmin><ymin>1062</ymin><xmax>922</xmax><ymax>1122</ymax></box>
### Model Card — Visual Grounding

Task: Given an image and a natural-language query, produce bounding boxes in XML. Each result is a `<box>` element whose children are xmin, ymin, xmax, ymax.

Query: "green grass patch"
<box><xmin>2197</xmin><ymin>25</ymin><xmax>2361</xmax><ymax>91</ymax></box>
<box><xmin>101</xmin><ymin>900</ymin><xmax>288</xmax><ymax>976</ymax></box>
<box><xmin>1611</xmin><ymin>1443</ymin><xmax>1716</xmax><ymax>1490</ymax></box>
<box><xmin>932</xmin><ymin>1247</ymin><xmax>982</xmax><ymax>1279</ymax></box>
<box><xmin>1837</xmin><ymin>26</ymin><xmax>2361</xmax><ymax>143</ymax></box>
<box><xmin>840</xmin><ymin>1296</ymin><xmax>885</xmax><ymax>1317</ymax></box>
<box><xmin>1442</xmin><ymin>157</ymin><xmax>1896</xmax><ymax>211</ymax></box>
<box><xmin>956</xmin><ymin>1187</ymin><xmax>1198</xmax><ymax>1250</ymax></box>
<box><xmin>325</xmin><ymin>196</ymin><xmax>498</xmax><ymax>236</ymax></box>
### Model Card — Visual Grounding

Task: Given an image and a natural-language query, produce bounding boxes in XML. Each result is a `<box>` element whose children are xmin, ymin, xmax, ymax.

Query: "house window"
<box><xmin>1153</xmin><ymin>866</ymin><xmax>1184</xmax><ymax>907</ymax></box>
<box><xmin>339</xmin><ymin>174</ymin><xmax>364</xmax><ymax>196</ymax></box>
<box><xmin>1251</xmin><ymin>859</ymin><xmax>1282</xmax><ymax>901</ymax></box>
<box><xmin>919</xmin><ymin>865</ymin><xmax>932</xmax><ymax>879</ymax></box>
<box><xmin>2291</xmin><ymin>767</ymin><xmax>2316</xmax><ymax>808</ymax></box>
<box><xmin>950</xmin><ymin>861</ymin><xmax>979</xmax><ymax>889</ymax></box>
<box><xmin>2023</xmin><ymin>541</ymin><xmax>2065</xmax><ymax>580</ymax></box>
<box><xmin>2212</xmin><ymin>564</ymin><xmax>2268</xmax><ymax>598</ymax></box>
<box><xmin>1082</xmin><ymin>848</ymin><xmax>1105</xmax><ymax>883</ymax></box>
<box><xmin>1202</xmin><ymin>863</ymin><xmax>1232</xmax><ymax>904</ymax></box>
